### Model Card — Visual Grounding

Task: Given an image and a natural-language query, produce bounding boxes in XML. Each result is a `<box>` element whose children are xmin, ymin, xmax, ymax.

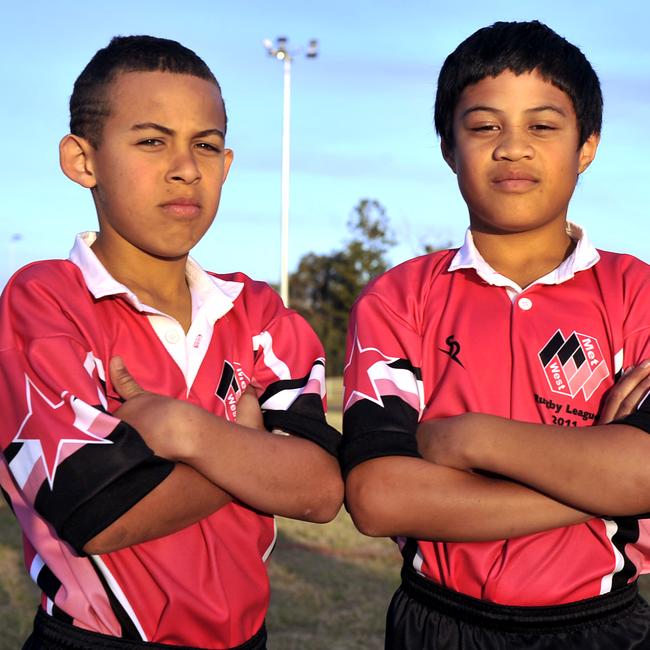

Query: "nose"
<box><xmin>166</xmin><ymin>147</ymin><xmax>201</xmax><ymax>184</ymax></box>
<box><xmin>493</xmin><ymin>127</ymin><xmax>534</xmax><ymax>162</ymax></box>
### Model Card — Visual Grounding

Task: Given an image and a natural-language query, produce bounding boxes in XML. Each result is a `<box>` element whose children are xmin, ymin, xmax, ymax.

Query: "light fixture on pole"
<box><xmin>263</xmin><ymin>36</ymin><xmax>318</xmax><ymax>306</ymax></box>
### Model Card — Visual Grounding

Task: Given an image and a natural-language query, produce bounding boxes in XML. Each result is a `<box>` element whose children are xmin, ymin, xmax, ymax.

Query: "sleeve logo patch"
<box><xmin>215</xmin><ymin>361</ymin><xmax>249</xmax><ymax>421</ymax></box>
<box><xmin>538</xmin><ymin>330</ymin><xmax>610</xmax><ymax>400</ymax></box>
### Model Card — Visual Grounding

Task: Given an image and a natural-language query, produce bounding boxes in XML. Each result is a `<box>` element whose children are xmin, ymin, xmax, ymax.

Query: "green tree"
<box><xmin>290</xmin><ymin>199</ymin><xmax>395</xmax><ymax>375</ymax></box>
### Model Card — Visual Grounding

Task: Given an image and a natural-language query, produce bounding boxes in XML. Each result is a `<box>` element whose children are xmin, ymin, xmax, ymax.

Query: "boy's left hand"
<box><xmin>416</xmin><ymin>414</ymin><xmax>475</xmax><ymax>469</ymax></box>
<box><xmin>599</xmin><ymin>360</ymin><xmax>650</xmax><ymax>423</ymax></box>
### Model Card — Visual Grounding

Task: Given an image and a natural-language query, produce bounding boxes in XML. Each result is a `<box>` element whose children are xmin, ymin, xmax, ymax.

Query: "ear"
<box><xmin>440</xmin><ymin>139</ymin><xmax>457</xmax><ymax>174</ymax></box>
<box><xmin>577</xmin><ymin>132</ymin><xmax>600</xmax><ymax>174</ymax></box>
<box><xmin>222</xmin><ymin>148</ymin><xmax>234</xmax><ymax>182</ymax></box>
<box><xmin>59</xmin><ymin>134</ymin><xmax>97</xmax><ymax>188</ymax></box>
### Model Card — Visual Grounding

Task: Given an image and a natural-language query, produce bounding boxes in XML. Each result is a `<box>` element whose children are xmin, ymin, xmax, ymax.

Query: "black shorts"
<box><xmin>386</xmin><ymin>567</ymin><xmax>650</xmax><ymax>649</ymax></box>
<box><xmin>22</xmin><ymin>607</ymin><xmax>267</xmax><ymax>650</ymax></box>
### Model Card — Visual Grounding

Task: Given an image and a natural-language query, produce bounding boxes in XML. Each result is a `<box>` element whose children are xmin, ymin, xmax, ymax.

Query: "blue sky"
<box><xmin>1</xmin><ymin>0</ymin><xmax>648</xmax><ymax>286</ymax></box>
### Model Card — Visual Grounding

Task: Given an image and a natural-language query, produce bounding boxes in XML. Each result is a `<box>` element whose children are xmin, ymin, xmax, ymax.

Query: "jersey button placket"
<box><xmin>518</xmin><ymin>297</ymin><xmax>533</xmax><ymax>311</ymax></box>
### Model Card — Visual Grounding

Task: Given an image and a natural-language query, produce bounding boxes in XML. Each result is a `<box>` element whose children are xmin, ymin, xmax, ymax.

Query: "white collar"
<box><xmin>448</xmin><ymin>222</ymin><xmax>600</xmax><ymax>293</ymax></box>
<box><xmin>69</xmin><ymin>232</ymin><xmax>243</xmax><ymax>321</ymax></box>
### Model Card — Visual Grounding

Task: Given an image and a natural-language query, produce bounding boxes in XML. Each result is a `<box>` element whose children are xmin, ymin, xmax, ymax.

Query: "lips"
<box><xmin>160</xmin><ymin>197</ymin><xmax>201</xmax><ymax>217</ymax></box>
<box><xmin>491</xmin><ymin>170</ymin><xmax>539</xmax><ymax>192</ymax></box>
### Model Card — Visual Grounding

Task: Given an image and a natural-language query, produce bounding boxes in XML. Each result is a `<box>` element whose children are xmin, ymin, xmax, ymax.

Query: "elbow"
<box><xmin>345</xmin><ymin>466</ymin><xmax>394</xmax><ymax>537</ymax></box>
<box><xmin>301</xmin><ymin>468</ymin><xmax>344</xmax><ymax>523</ymax></box>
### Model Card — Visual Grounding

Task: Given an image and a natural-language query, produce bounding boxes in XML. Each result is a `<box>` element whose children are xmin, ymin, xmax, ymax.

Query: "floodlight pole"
<box><xmin>264</xmin><ymin>37</ymin><xmax>318</xmax><ymax>306</ymax></box>
<box><xmin>280</xmin><ymin>55</ymin><xmax>292</xmax><ymax>307</ymax></box>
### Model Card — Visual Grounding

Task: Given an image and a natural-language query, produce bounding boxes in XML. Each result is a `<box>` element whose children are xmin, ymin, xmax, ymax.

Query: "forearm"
<box><xmin>83</xmin><ymin>463</ymin><xmax>232</xmax><ymax>554</ymax></box>
<box><xmin>346</xmin><ymin>456</ymin><xmax>589</xmax><ymax>541</ymax></box>
<box><xmin>434</xmin><ymin>414</ymin><xmax>650</xmax><ymax>515</ymax></box>
<box><xmin>177</xmin><ymin>407</ymin><xmax>343</xmax><ymax>522</ymax></box>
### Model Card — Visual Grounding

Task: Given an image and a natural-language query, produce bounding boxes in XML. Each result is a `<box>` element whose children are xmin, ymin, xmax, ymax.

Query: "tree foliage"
<box><xmin>290</xmin><ymin>199</ymin><xmax>395</xmax><ymax>375</ymax></box>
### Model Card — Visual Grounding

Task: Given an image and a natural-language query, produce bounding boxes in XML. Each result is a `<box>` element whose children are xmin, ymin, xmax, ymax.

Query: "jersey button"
<box><xmin>165</xmin><ymin>330</ymin><xmax>181</xmax><ymax>344</ymax></box>
<box><xmin>518</xmin><ymin>297</ymin><xmax>533</xmax><ymax>311</ymax></box>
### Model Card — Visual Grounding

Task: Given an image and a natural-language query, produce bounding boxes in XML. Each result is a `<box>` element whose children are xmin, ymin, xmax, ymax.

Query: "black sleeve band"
<box><xmin>63</xmin><ymin>455</ymin><xmax>174</xmax><ymax>554</ymax></box>
<box><xmin>340</xmin><ymin>396</ymin><xmax>421</xmax><ymax>477</ymax></box>
<box><xmin>339</xmin><ymin>430</ymin><xmax>421</xmax><ymax>478</ymax></box>
<box><xmin>34</xmin><ymin>421</ymin><xmax>175</xmax><ymax>554</ymax></box>
<box><xmin>617</xmin><ymin>410</ymin><xmax>650</xmax><ymax>434</ymax></box>
<box><xmin>263</xmin><ymin>409</ymin><xmax>341</xmax><ymax>457</ymax></box>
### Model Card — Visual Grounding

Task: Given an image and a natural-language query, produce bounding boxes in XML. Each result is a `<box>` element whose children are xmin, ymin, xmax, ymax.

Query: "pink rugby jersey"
<box><xmin>342</xmin><ymin>225</ymin><xmax>650</xmax><ymax>606</ymax></box>
<box><xmin>0</xmin><ymin>233</ymin><xmax>339</xmax><ymax>648</ymax></box>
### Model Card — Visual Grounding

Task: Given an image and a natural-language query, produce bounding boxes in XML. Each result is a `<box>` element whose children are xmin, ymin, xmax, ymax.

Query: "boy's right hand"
<box><xmin>599</xmin><ymin>360</ymin><xmax>650</xmax><ymax>424</ymax></box>
<box><xmin>236</xmin><ymin>387</ymin><xmax>264</xmax><ymax>430</ymax></box>
<box><xmin>110</xmin><ymin>356</ymin><xmax>195</xmax><ymax>461</ymax></box>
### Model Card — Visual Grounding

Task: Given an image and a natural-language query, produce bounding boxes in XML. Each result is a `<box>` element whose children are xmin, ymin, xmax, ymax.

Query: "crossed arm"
<box><xmin>346</xmin><ymin>363</ymin><xmax>650</xmax><ymax>542</ymax></box>
<box><xmin>85</xmin><ymin>358</ymin><xmax>343</xmax><ymax>554</ymax></box>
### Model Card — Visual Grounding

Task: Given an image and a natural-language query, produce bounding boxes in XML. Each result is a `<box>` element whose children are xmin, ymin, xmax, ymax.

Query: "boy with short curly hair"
<box><xmin>0</xmin><ymin>35</ymin><xmax>342</xmax><ymax>649</ymax></box>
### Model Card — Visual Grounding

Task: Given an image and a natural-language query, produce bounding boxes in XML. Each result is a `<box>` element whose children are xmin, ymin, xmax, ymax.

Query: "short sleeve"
<box><xmin>341</xmin><ymin>290</ymin><xmax>424</xmax><ymax>477</ymax></box>
<box><xmin>0</xmin><ymin>268</ymin><xmax>174</xmax><ymax>553</ymax></box>
<box><xmin>613</xmin><ymin>260</ymin><xmax>650</xmax><ymax>434</ymax></box>
<box><xmin>250</xmin><ymin>287</ymin><xmax>340</xmax><ymax>456</ymax></box>
<box><xmin>617</xmin><ymin>324</ymin><xmax>650</xmax><ymax>433</ymax></box>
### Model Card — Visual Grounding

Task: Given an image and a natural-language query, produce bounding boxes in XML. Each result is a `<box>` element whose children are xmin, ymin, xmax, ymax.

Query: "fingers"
<box><xmin>600</xmin><ymin>360</ymin><xmax>650</xmax><ymax>424</ymax></box>
<box><xmin>109</xmin><ymin>356</ymin><xmax>145</xmax><ymax>401</ymax></box>
<box><xmin>236</xmin><ymin>387</ymin><xmax>264</xmax><ymax>429</ymax></box>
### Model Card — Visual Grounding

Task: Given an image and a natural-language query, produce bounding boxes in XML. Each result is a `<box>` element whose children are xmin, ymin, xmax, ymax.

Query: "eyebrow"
<box><xmin>131</xmin><ymin>122</ymin><xmax>225</xmax><ymax>139</ymax></box>
<box><xmin>461</xmin><ymin>105</ymin><xmax>568</xmax><ymax>118</ymax></box>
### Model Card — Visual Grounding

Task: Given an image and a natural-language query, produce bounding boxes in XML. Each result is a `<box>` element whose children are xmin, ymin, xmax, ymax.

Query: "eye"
<box><xmin>530</xmin><ymin>124</ymin><xmax>557</xmax><ymax>132</ymax></box>
<box><xmin>195</xmin><ymin>142</ymin><xmax>222</xmax><ymax>153</ymax></box>
<box><xmin>137</xmin><ymin>138</ymin><xmax>164</xmax><ymax>147</ymax></box>
<box><xmin>469</xmin><ymin>124</ymin><xmax>500</xmax><ymax>133</ymax></box>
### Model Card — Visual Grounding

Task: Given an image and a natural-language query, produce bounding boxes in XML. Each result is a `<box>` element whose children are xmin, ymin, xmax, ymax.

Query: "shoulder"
<box><xmin>207</xmin><ymin>270</ymin><xmax>282</xmax><ymax>309</ymax></box>
<box><xmin>1</xmin><ymin>260</ymin><xmax>95</xmax><ymax>350</ymax></box>
<box><xmin>591</xmin><ymin>249</ymin><xmax>650</xmax><ymax>295</ymax></box>
<box><xmin>207</xmin><ymin>270</ymin><xmax>288</xmax><ymax>325</ymax></box>
<box><xmin>595</xmin><ymin>249</ymin><xmax>650</xmax><ymax>275</ymax></box>
<box><xmin>356</xmin><ymin>249</ymin><xmax>456</xmax><ymax>307</ymax></box>
<box><xmin>3</xmin><ymin>259</ymin><xmax>86</xmax><ymax>304</ymax></box>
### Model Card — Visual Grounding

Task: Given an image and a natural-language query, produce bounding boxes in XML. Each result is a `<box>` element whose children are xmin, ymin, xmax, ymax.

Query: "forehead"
<box><xmin>456</xmin><ymin>69</ymin><xmax>575</xmax><ymax>117</ymax></box>
<box><xmin>106</xmin><ymin>71</ymin><xmax>225</xmax><ymax>130</ymax></box>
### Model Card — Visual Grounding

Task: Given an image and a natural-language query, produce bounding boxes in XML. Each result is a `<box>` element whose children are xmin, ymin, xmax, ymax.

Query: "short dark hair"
<box><xmin>434</xmin><ymin>20</ymin><xmax>602</xmax><ymax>149</ymax></box>
<box><xmin>70</xmin><ymin>35</ymin><xmax>226</xmax><ymax>147</ymax></box>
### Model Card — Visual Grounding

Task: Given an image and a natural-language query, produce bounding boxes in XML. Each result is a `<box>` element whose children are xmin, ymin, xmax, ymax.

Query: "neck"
<box><xmin>91</xmin><ymin>234</ymin><xmax>192</xmax><ymax>331</ymax></box>
<box><xmin>471</xmin><ymin>222</ymin><xmax>575</xmax><ymax>289</ymax></box>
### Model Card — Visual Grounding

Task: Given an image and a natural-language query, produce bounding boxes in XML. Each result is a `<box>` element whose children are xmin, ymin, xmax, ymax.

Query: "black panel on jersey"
<box><xmin>388</xmin><ymin>358</ymin><xmax>423</xmax><ymax>379</ymax></box>
<box><xmin>258</xmin><ymin>360</ymin><xmax>324</xmax><ymax>405</ymax></box>
<box><xmin>340</xmin><ymin>396</ymin><xmax>421</xmax><ymax>477</ymax></box>
<box><xmin>264</xmin><ymin>394</ymin><xmax>340</xmax><ymax>457</ymax></box>
<box><xmin>35</xmin><ymin>563</ymin><xmax>62</xmax><ymax>601</ymax></box>
<box><xmin>618</xmin><ymin>409</ymin><xmax>650</xmax><ymax>434</ymax></box>
<box><xmin>610</xmin><ymin>517</ymin><xmax>640</xmax><ymax>590</ymax></box>
<box><xmin>90</xmin><ymin>556</ymin><xmax>143</xmax><ymax>640</ymax></box>
<box><xmin>34</xmin><ymin>421</ymin><xmax>174</xmax><ymax>554</ymax></box>
<box><xmin>3</xmin><ymin>441</ymin><xmax>22</xmax><ymax>464</ymax></box>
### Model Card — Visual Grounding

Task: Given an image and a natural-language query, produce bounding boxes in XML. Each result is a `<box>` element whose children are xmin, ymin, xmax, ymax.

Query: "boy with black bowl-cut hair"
<box><xmin>0</xmin><ymin>35</ymin><xmax>342</xmax><ymax>649</ymax></box>
<box><xmin>343</xmin><ymin>20</ymin><xmax>650</xmax><ymax>649</ymax></box>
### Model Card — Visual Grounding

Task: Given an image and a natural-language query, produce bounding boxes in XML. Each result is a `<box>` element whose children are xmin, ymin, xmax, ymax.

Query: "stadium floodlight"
<box><xmin>263</xmin><ymin>36</ymin><xmax>319</xmax><ymax>307</ymax></box>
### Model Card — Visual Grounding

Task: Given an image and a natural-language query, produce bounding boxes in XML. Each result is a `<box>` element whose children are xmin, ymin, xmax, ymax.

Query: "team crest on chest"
<box><xmin>215</xmin><ymin>361</ymin><xmax>249</xmax><ymax>421</ymax></box>
<box><xmin>538</xmin><ymin>330</ymin><xmax>609</xmax><ymax>400</ymax></box>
